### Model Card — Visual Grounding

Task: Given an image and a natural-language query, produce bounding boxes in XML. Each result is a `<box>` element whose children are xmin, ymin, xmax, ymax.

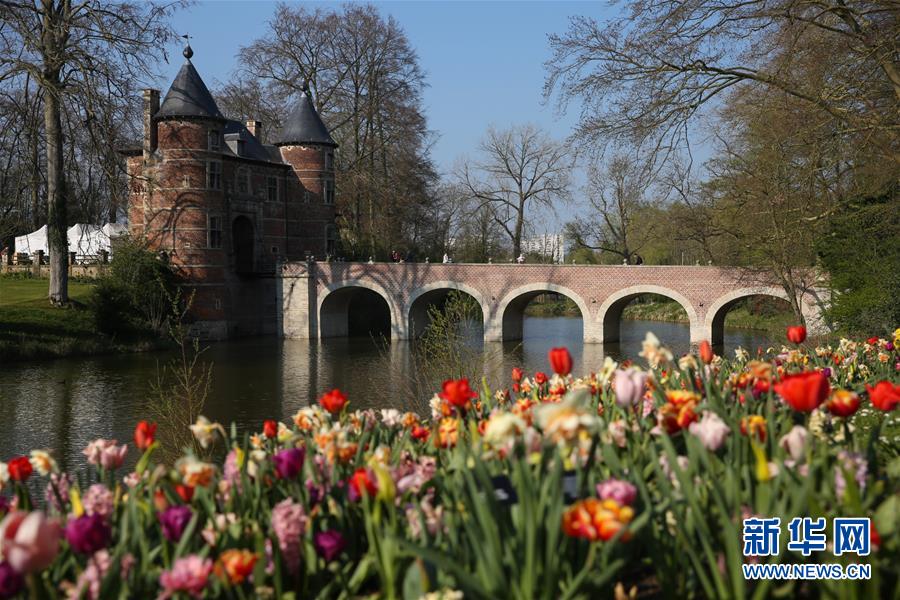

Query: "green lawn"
<box><xmin>0</xmin><ymin>277</ymin><xmax>161</xmax><ymax>361</ymax></box>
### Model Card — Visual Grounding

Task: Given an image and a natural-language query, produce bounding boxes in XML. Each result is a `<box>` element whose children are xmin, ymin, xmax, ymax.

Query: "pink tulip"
<box><xmin>613</xmin><ymin>368</ymin><xmax>649</xmax><ymax>408</ymax></box>
<box><xmin>688</xmin><ymin>411</ymin><xmax>731</xmax><ymax>451</ymax></box>
<box><xmin>0</xmin><ymin>511</ymin><xmax>61</xmax><ymax>573</ymax></box>
<box><xmin>82</xmin><ymin>440</ymin><xmax>128</xmax><ymax>470</ymax></box>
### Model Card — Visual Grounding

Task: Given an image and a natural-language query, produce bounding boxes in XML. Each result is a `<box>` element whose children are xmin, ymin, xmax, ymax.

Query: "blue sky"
<box><xmin>159</xmin><ymin>1</ymin><xmax>617</xmax><ymax>187</ymax></box>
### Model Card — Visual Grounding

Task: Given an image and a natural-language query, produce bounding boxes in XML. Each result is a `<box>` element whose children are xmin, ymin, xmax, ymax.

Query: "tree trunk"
<box><xmin>45</xmin><ymin>85</ymin><xmax>68</xmax><ymax>305</ymax></box>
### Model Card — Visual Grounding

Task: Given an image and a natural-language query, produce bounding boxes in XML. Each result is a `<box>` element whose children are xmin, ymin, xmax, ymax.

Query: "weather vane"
<box><xmin>181</xmin><ymin>33</ymin><xmax>193</xmax><ymax>60</ymax></box>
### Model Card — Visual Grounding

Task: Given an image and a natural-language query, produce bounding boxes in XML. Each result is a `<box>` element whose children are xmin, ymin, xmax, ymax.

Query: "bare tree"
<box><xmin>544</xmin><ymin>1</ymin><xmax>900</xmax><ymax>165</ymax></box>
<box><xmin>0</xmin><ymin>0</ymin><xmax>180</xmax><ymax>304</ymax></box>
<box><xmin>459</xmin><ymin>124</ymin><xmax>572</xmax><ymax>258</ymax></box>
<box><xmin>566</xmin><ymin>153</ymin><xmax>656</xmax><ymax>263</ymax></box>
<box><xmin>238</xmin><ymin>3</ymin><xmax>437</xmax><ymax>259</ymax></box>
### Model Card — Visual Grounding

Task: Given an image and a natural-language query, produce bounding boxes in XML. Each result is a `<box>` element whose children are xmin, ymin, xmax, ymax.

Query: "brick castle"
<box><xmin>122</xmin><ymin>44</ymin><xmax>337</xmax><ymax>338</ymax></box>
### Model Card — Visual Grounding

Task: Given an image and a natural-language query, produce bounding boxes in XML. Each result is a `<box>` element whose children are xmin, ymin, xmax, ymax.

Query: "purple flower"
<box><xmin>314</xmin><ymin>530</ymin><xmax>347</xmax><ymax>562</ymax></box>
<box><xmin>0</xmin><ymin>497</ymin><xmax>9</xmax><ymax>517</ymax></box>
<box><xmin>158</xmin><ymin>505</ymin><xmax>193</xmax><ymax>543</ymax></box>
<box><xmin>822</xmin><ymin>367</ymin><xmax>832</xmax><ymax>378</ymax></box>
<box><xmin>65</xmin><ymin>514</ymin><xmax>111</xmax><ymax>554</ymax></box>
<box><xmin>596</xmin><ymin>478</ymin><xmax>637</xmax><ymax>506</ymax></box>
<box><xmin>273</xmin><ymin>447</ymin><xmax>305</xmax><ymax>480</ymax></box>
<box><xmin>0</xmin><ymin>561</ymin><xmax>24</xmax><ymax>599</ymax></box>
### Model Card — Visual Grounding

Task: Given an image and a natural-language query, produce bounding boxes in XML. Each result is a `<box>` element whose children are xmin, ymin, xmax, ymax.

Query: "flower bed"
<box><xmin>1</xmin><ymin>329</ymin><xmax>899</xmax><ymax>599</ymax></box>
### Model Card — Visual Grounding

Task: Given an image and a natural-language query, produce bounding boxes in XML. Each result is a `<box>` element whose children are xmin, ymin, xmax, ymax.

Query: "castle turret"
<box><xmin>273</xmin><ymin>86</ymin><xmax>338</xmax><ymax>258</ymax></box>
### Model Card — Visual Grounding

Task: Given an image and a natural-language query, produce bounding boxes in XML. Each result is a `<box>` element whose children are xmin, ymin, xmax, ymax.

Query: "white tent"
<box><xmin>14</xmin><ymin>223</ymin><xmax>127</xmax><ymax>261</ymax></box>
<box><xmin>13</xmin><ymin>224</ymin><xmax>48</xmax><ymax>255</ymax></box>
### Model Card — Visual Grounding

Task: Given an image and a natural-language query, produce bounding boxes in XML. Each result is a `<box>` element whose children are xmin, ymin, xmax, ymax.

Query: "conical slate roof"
<box><xmin>273</xmin><ymin>89</ymin><xmax>337</xmax><ymax>147</ymax></box>
<box><xmin>156</xmin><ymin>44</ymin><xmax>224</xmax><ymax>121</ymax></box>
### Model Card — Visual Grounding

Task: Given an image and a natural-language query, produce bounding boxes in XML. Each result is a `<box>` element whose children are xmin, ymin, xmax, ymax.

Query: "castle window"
<box><xmin>267</xmin><ymin>176</ymin><xmax>279</xmax><ymax>202</ymax></box>
<box><xmin>326</xmin><ymin>152</ymin><xmax>334</xmax><ymax>170</ymax></box>
<box><xmin>323</xmin><ymin>179</ymin><xmax>334</xmax><ymax>205</ymax></box>
<box><xmin>325</xmin><ymin>224</ymin><xmax>337</xmax><ymax>254</ymax></box>
<box><xmin>208</xmin><ymin>129</ymin><xmax>221</xmax><ymax>151</ymax></box>
<box><xmin>208</xmin><ymin>215</ymin><xmax>222</xmax><ymax>249</ymax></box>
<box><xmin>207</xmin><ymin>161</ymin><xmax>222</xmax><ymax>189</ymax></box>
<box><xmin>304</xmin><ymin>190</ymin><xmax>310</xmax><ymax>203</ymax></box>
<box><xmin>237</xmin><ymin>169</ymin><xmax>249</xmax><ymax>194</ymax></box>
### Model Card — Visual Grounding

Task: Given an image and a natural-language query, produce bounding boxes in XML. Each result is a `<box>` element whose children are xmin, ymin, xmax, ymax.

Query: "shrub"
<box><xmin>89</xmin><ymin>237</ymin><xmax>177</xmax><ymax>335</ymax></box>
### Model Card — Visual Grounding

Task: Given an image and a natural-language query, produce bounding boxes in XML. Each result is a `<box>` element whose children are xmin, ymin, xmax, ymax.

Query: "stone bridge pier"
<box><xmin>278</xmin><ymin>262</ymin><xmax>828</xmax><ymax>347</ymax></box>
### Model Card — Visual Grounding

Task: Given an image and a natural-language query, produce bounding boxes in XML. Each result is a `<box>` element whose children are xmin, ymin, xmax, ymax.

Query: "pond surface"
<box><xmin>0</xmin><ymin>318</ymin><xmax>773</xmax><ymax>469</ymax></box>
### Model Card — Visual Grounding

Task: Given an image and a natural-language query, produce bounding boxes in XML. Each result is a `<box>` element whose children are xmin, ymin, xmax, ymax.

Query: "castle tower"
<box><xmin>123</xmin><ymin>46</ymin><xmax>339</xmax><ymax>339</ymax></box>
<box><xmin>272</xmin><ymin>85</ymin><xmax>339</xmax><ymax>259</ymax></box>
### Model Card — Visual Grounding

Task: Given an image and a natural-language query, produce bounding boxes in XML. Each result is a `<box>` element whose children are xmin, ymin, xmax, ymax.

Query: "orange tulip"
<box><xmin>698</xmin><ymin>341</ymin><xmax>714</xmax><ymax>364</ymax></box>
<box><xmin>215</xmin><ymin>549</ymin><xmax>257</xmax><ymax>585</ymax></box>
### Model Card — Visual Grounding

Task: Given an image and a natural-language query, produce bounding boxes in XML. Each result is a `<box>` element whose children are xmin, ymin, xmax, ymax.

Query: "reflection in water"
<box><xmin>0</xmin><ymin>318</ymin><xmax>773</xmax><ymax>467</ymax></box>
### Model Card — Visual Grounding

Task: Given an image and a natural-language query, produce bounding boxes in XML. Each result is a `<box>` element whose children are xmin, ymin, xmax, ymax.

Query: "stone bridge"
<box><xmin>278</xmin><ymin>262</ymin><xmax>827</xmax><ymax>346</ymax></box>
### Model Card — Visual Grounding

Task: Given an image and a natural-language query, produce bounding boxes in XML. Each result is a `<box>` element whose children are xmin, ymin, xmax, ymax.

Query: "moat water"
<box><xmin>0</xmin><ymin>318</ymin><xmax>773</xmax><ymax>469</ymax></box>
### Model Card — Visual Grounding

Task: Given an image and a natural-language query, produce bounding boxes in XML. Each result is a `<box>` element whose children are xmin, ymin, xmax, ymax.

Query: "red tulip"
<box><xmin>548</xmin><ymin>347</ymin><xmax>573</xmax><ymax>376</ymax></box>
<box><xmin>866</xmin><ymin>336</ymin><xmax>879</xmax><ymax>346</ymax></box>
<box><xmin>133</xmin><ymin>420</ymin><xmax>157</xmax><ymax>451</ymax></box>
<box><xmin>826</xmin><ymin>390</ymin><xmax>860</xmax><ymax>418</ymax></box>
<box><xmin>511</xmin><ymin>367</ymin><xmax>524</xmax><ymax>383</ymax></box>
<box><xmin>349</xmin><ymin>467</ymin><xmax>377</xmax><ymax>499</ymax></box>
<box><xmin>534</xmin><ymin>372</ymin><xmax>548</xmax><ymax>386</ymax></box>
<box><xmin>175</xmin><ymin>484</ymin><xmax>194</xmax><ymax>503</ymax></box>
<box><xmin>698</xmin><ymin>341</ymin><xmax>714</xmax><ymax>364</ymax></box>
<box><xmin>263</xmin><ymin>420</ymin><xmax>278</xmax><ymax>439</ymax></box>
<box><xmin>411</xmin><ymin>425</ymin><xmax>430</xmax><ymax>441</ymax></box>
<box><xmin>319</xmin><ymin>389</ymin><xmax>348</xmax><ymax>415</ymax></box>
<box><xmin>439</xmin><ymin>378</ymin><xmax>477</xmax><ymax>409</ymax></box>
<box><xmin>866</xmin><ymin>381</ymin><xmax>900</xmax><ymax>412</ymax></box>
<box><xmin>774</xmin><ymin>371</ymin><xmax>829</xmax><ymax>412</ymax></box>
<box><xmin>786</xmin><ymin>325</ymin><xmax>807</xmax><ymax>344</ymax></box>
<box><xmin>7</xmin><ymin>457</ymin><xmax>32</xmax><ymax>482</ymax></box>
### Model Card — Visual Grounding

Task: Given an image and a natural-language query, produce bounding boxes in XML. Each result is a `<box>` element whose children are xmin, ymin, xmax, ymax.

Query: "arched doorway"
<box><xmin>319</xmin><ymin>285</ymin><xmax>391</xmax><ymax>339</ymax></box>
<box><xmin>232</xmin><ymin>216</ymin><xmax>254</xmax><ymax>274</ymax></box>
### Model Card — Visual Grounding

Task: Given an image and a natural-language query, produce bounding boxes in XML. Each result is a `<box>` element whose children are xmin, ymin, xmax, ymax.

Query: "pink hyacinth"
<box><xmin>271</xmin><ymin>498</ymin><xmax>308</xmax><ymax>574</ymax></box>
<box><xmin>596</xmin><ymin>478</ymin><xmax>637</xmax><ymax>506</ymax></box>
<box><xmin>158</xmin><ymin>555</ymin><xmax>213</xmax><ymax>599</ymax></box>
<box><xmin>82</xmin><ymin>440</ymin><xmax>128</xmax><ymax>470</ymax></box>
<box><xmin>82</xmin><ymin>484</ymin><xmax>114</xmax><ymax>519</ymax></box>
<box><xmin>688</xmin><ymin>411</ymin><xmax>730</xmax><ymax>451</ymax></box>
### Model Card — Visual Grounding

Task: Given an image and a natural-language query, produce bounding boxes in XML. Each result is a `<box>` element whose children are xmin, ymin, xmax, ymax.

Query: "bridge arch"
<box><xmin>598</xmin><ymin>285</ymin><xmax>701</xmax><ymax>344</ymax></box>
<box><xmin>494</xmin><ymin>283</ymin><xmax>592</xmax><ymax>342</ymax></box>
<box><xmin>317</xmin><ymin>280</ymin><xmax>402</xmax><ymax>339</ymax></box>
<box><xmin>406</xmin><ymin>281</ymin><xmax>488</xmax><ymax>339</ymax></box>
<box><xmin>703</xmin><ymin>287</ymin><xmax>798</xmax><ymax>347</ymax></box>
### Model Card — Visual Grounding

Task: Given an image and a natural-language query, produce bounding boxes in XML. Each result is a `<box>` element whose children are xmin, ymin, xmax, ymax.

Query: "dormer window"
<box><xmin>208</xmin><ymin>129</ymin><xmax>221</xmax><ymax>151</ymax></box>
<box><xmin>236</xmin><ymin>140</ymin><xmax>245</xmax><ymax>156</ymax></box>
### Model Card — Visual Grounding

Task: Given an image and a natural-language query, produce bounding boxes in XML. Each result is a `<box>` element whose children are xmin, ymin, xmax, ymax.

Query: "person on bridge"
<box><xmin>442</xmin><ymin>253</ymin><xmax>451</xmax><ymax>264</ymax></box>
<box><xmin>516</xmin><ymin>254</ymin><xmax>525</xmax><ymax>264</ymax></box>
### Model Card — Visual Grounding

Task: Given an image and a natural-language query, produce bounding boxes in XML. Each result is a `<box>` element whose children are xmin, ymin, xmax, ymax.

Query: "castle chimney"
<box><xmin>246</xmin><ymin>120</ymin><xmax>262</xmax><ymax>141</ymax></box>
<box><xmin>143</xmin><ymin>88</ymin><xmax>160</xmax><ymax>160</ymax></box>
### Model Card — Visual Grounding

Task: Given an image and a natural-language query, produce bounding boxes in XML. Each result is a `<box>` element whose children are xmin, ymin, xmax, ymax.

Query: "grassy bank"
<box><xmin>523</xmin><ymin>294</ymin><xmax>794</xmax><ymax>334</ymax></box>
<box><xmin>0</xmin><ymin>276</ymin><xmax>166</xmax><ymax>362</ymax></box>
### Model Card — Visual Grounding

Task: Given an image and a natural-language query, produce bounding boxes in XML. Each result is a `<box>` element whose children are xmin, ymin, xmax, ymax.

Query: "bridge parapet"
<box><xmin>279</xmin><ymin>262</ymin><xmax>828</xmax><ymax>346</ymax></box>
